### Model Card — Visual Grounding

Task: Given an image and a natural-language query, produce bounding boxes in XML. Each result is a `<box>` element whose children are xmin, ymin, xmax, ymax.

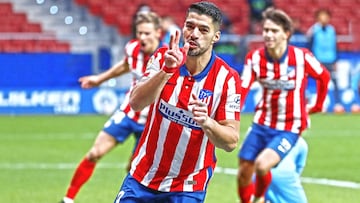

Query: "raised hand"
<box><xmin>164</xmin><ymin>30</ymin><xmax>189</xmax><ymax>69</ymax></box>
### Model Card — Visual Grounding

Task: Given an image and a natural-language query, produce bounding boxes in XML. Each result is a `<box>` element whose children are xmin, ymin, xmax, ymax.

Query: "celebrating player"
<box><xmin>113</xmin><ymin>2</ymin><xmax>241</xmax><ymax>203</ymax></box>
<box><xmin>236</xmin><ymin>7</ymin><xmax>330</xmax><ymax>203</ymax></box>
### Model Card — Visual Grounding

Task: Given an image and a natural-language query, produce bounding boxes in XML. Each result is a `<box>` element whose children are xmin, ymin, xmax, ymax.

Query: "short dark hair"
<box><xmin>135</xmin><ymin>11</ymin><xmax>161</xmax><ymax>29</ymax></box>
<box><xmin>262</xmin><ymin>7</ymin><xmax>293</xmax><ymax>34</ymax></box>
<box><xmin>187</xmin><ymin>1</ymin><xmax>223</xmax><ymax>30</ymax></box>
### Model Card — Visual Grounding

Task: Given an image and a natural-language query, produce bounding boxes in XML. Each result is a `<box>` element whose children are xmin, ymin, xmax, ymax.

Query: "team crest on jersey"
<box><xmin>198</xmin><ymin>89</ymin><xmax>213</xmax><ymax>104</ymax></box>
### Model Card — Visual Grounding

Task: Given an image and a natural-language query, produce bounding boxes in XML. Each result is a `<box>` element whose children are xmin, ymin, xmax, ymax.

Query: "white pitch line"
<box><xmin>1</xmin><ymin>163</ymin><xmax>359</xmax><ymax>189</ymax></box>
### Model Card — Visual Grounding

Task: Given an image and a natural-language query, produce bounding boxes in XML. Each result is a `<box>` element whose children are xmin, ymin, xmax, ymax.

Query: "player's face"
<box><xmin>183</xmin><ymin>12</ymin><xmax>220</xmax><ymax>57</ymax></box>
<box><xmin>262</xmin><ymin>19</ymin><xmax>289</xmax><ymax>50</ymax></box>
<box><xmin>318</xmin><ymin>12</ymin><xmax>330</xmax><ymax>25</ymax></box>
<box><xmin>136</xmin><ymin>22</ymin><xmax>161</xmax><ymax>54</ymax></box>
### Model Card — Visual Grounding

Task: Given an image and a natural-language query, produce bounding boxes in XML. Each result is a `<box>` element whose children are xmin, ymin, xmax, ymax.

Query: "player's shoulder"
<box><xmin>245</xmin><ymin>47</ymin><xmax>265</xmax><ymax>59</ymax></box>
<box><xmin>124</xmin><ymin>39</ymin><xmax>141</xmax><ymax>53</ymax></box>
<box><xmin>126</xmin><ymin>39</ymin><xmax>139</xmax><ymax>46</ymax></box>
<box><xmin>214</xmin><ymin>56</ymin><xmax>241</xmax><ymax>77</ymax></box>
<box><xmin>289</xmin><ymin>45</ymin><xmax>312</xmax><ymax>55</ymax></box>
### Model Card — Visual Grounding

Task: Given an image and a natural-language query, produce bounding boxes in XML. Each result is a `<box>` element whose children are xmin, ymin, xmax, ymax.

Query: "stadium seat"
<box><xmin>0</xmin><ymin>2</ymin><xmax>12</xmax><ymax>15</ymax></box>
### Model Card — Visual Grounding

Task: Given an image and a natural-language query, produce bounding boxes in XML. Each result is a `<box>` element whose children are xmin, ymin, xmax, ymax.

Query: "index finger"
<box><xmin>169</xmin><ymin>33</ymin><xmax>174</xmax><ymax>50</ymax></box>
<box><xmin>169</xmin><ymin>30</ymin><xmax>181</xmax><ymax>50</ymax></box>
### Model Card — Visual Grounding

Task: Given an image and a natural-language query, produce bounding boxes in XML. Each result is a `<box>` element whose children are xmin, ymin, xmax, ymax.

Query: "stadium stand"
<box><xmin>0</xmin><ymin>2</ymin><xmax>71</xmax><ymax>52</ymax></box>
<box><xmin>272</xmin><ymin>0</ymin><xmax>359</xmax><ymax>51</ymax></box>
<box><xmin>1</xmin><ymin>0</ymin><xmax>359</xmax><ymax>52</ymax></box>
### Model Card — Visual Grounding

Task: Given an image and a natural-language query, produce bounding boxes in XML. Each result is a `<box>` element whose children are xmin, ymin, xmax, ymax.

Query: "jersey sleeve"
<box><xmin>303</xmin><ymin>49</ymin><xmax>331</xmax><ymax>112</ymax></box>
<box><xmin>225</xmin><ymin>70</ymin><xmax>242</xmax><ymax>120</ymax></box>
<box><xmin>240</xmin><ymin>52</ymin><xmax>257</xmax><ymax>109</ymax></box>
<box><xmin>214</xmin><ymin>66</ymin><xmax>241</xmax><ymax>122</ymax></box>
<box><xmin>138</xmin><ymin>47</ymin><xmax>167</xmax><ymax>83</ymax></box>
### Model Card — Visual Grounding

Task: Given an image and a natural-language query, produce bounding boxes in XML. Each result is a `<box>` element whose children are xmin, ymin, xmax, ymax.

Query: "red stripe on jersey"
<box><xmin>258</xmin><ymin>49</ymin><xmax>268</xmax><ymax>125</ymax></box>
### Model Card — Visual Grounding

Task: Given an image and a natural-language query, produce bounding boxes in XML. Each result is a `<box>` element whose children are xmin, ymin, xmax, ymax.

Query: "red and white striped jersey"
<box><xmin>241</xmin><ymin>45</ymin><xmax>330</xmax><ymax>134</ymax></box>
<box><xmin>130</xmin><ymin>48</ymin><xmax>241</xmax><ymax>192</ymax></box>
<box><xmin>119</xmin><ymin>40</ymin><xmax>162</xmax><ymax>124</ymax></box>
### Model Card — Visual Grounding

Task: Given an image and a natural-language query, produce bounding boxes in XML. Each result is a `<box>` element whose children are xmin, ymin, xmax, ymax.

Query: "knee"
<box><xmin>87</xmin><ymin>148</ymin><xmax>103</xmax><ymax>162</ymax></box>
<box><xmin>237</xmin><ymin>164</ymin><xmax>254</xmax><ymax>186</ymax></box>
<box><xmin>254</xmin><ymin>159</ymin><xmax>270</xmax><ymax>176</ymax></box>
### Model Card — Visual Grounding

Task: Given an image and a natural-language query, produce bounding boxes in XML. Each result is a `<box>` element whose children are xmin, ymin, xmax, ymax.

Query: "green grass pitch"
<box><xmin>0</xmin><ymin>113</ymin><xmax>359</xmax><ymax>202</ymax></box>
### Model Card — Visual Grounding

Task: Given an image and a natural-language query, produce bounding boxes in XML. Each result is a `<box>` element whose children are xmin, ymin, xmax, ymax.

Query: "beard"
<box><xmin>187</xmin><ymin>46</ymin><xmax>208</xmax><ymax>57</ymax></box>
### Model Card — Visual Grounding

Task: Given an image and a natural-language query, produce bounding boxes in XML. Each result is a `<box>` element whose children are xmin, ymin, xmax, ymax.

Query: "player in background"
<box><xmin>265</xmin><ymin>136</ymin><xmax>308</xmax><ymax>203</ymax></box>
<box><xmin>60</xmin><ymin>11</ymin><xmax>164</xmax><ymax>203</ymax></box>
<box><xmin>306</xmin><ymin>8</ymin><xmax>343</xmax><ymax>113</ymax></box>
<box><xmin>113</xmin><ymin>1</ymin><xmax>241</xmax><ymax>202</ymax></box>
<box><xmin>236</xmin><ymin>7</ymin><xmax>330</xmax><ymax>203</ymax></box>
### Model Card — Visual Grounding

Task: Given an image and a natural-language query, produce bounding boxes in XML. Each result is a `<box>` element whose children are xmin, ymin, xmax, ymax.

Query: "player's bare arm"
<box><xmin>78</xmin><ymin>59</ymin><xmax>130</xmax><ymax>89</ymax></box>
<box><xmin>189</xmin><ymin>94</ymin><xmax>239</xmax><ymax>152</ymax></box>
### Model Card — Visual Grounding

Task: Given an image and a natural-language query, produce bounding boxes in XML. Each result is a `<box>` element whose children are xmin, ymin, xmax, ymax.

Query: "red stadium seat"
<box><xmin>21</xmin><ymin>23</ymin><xmax>42</xmax><ymax>33</ymax></box>
<box><xmin>0</xmin><ymin>2</ymin><xmax>12</xmax><ymax>15</ymax></box>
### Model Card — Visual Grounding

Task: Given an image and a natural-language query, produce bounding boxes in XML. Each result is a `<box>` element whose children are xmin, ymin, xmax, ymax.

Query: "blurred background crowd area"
<box><xmin>1</xmin><ymin>0</ymin><xmax>359</xmax><ymax>114</ymax></box>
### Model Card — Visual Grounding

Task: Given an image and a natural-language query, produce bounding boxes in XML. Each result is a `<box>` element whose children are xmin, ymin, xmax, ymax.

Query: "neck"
<box><xmin>185</xmin><ymin>50</ymin><xmax>212</xmax><ymax>75</ymax></box>
<box><xmin>267</xmin><ymin>42</ymin><xmax>287</xmax><ymax>60</ymax></box>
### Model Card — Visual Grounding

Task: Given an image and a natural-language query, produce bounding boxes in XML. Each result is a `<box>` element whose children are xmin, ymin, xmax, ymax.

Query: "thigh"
<box><xmin>267</xmin><ymin>130</ymin><xmax>299</xmax><ymax>160</ymax></box>
<box><xmin>238</xmin><ymin>123</ymin><xmax>268</xmax><ymax>161</ymax></box>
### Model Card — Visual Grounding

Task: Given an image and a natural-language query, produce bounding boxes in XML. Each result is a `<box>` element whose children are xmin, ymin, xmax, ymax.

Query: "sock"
<box><xmin>238</xmin><ymin>182</ymin><xmax>254</xmax><ymax>203</ymax></box>
<box><xmin>65</xmin><ymin>158</ymin><xmax>96</xmax><ymax>199</ymax></box>
<box><xmin>254</xmin><ymin>171</ymin><xmax>272</xmax><ymax>198</ymax></box>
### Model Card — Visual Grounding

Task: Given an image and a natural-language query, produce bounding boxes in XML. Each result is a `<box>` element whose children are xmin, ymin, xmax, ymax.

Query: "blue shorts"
<box><xmin>103</xmin><ymin>110</ymin><xmax>144</xmax><ymax>148</ymax></box>
<box><xmin>114</xmin><ymin>174</ymin><xmax>206</xmax><ymax>203</ymax></box>
<box><xmin>238</xmin><ymin>123</ymin><xmax>299</xmax><ymax>161</ymax></box>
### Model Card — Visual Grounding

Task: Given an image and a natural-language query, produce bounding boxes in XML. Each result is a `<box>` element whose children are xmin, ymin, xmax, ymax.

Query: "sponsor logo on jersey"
<box><xmin>159</xmin><ymin>99</ymin><xmax>201</xmax><ymax>130</ymax></box>
<box><xmin>226</xmin><ymin>94</ymin><xmax>241</xmax><ymax>112</ymax></box>
<box><xmin>260</xmin><ymin>79</ymin><xmax>296</xmax><ymax>90</ymax></box>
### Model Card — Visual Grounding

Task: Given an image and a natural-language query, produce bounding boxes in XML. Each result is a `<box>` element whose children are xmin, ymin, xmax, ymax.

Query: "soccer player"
<box><xmin>113</xmin><ymin>2</ymin><xmax>241</xmax><ymax>203</ymax></box>
<box><xmin>236</xmin><ymin>7</ymin><xmax>330</xmax><ymax>203</ymax></box>
<box><xmin>60</xmin><ymin>11</ymin><xmax>164</xmax><ymax>203</ymax></box>
<box><xmin>265</xmin><ymin>136</ymin><xmax>308</xmax><ymax>203</ymax></box>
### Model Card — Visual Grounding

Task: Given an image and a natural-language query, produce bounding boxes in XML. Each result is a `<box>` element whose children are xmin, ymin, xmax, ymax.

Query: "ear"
<box><xmin>285</xmin><ymin>30</ymin><xmax>291</xmax><ymax>40</ymax></box>
<box><xmin>156</xmin><ymin>28</ymin><xmax>162</xmax><ymax>39</ymax></box>
<box><xmin>212</xmin><ymin>30</ymin><xmax>221</xmax><ymax>44</ymax></box>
